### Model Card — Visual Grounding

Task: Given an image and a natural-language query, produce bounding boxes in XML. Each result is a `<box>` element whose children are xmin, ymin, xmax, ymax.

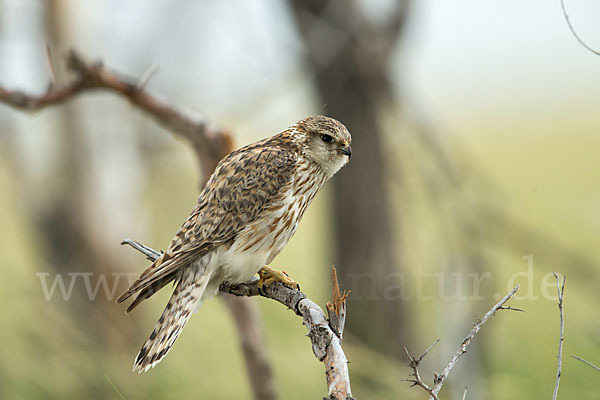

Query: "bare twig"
<box><xmin>44</xmin><ymin>44</ymin><xmax>57</xmax><ymax>89</ymax></box>
<box><xmin>326</xmin><ymin>266</ymin><xmax>350</xmax><ymax>340</ymax></box>
<box><xmin>498</xmin><ymin>305</ymin><xmax>525</xmax><ymax>312</ymax></box>
<box><xmin>136</xmin><ymin>62</ymin><xmax>159</xmax><ymax>91</ymax></box>
<box><xmin>322</xmin><ymin>266</ymin><xmax>353</xmax><ymax>399</ymax></box>
<box><xmin>552</xmin><ymin>273</ymin><xmax>566</xmax><ymax>400</ymax></box>
<box><xmin>403</xmin><ymin>285</ymin><xmax>521</xmax><ymax>399</ymax></box>
<box><xmin>432</xmin><ymin>285</ymin><xmax>521</xmax><ymax>397</ymax></box>
<box><xmin>121</xmin><ymin>238</ymin><xmax>161</xmax><ymax>261</ymax></box>
<box><xmin>462</xmin><ymin>386</ymin><xmax>468</xmax><ymax>400</ymax></box>
<box><xmin>402</xmin><ymin>340</ymin><xmax>440</xmax><ymax>400</ymax></box>
<box><xmin>560</xmin><ymin>0</ymin><xmax>600</xmax><ymax>57</ymax></box>
<box><xmin>122</xmin><ymin>238</ymin><xmax>354</xmax><ymax>400</ymax></box>
<box><xmin>570</xmin><ymin>354</ymin><xmax>600</xmax><ymax>373</ymax></box>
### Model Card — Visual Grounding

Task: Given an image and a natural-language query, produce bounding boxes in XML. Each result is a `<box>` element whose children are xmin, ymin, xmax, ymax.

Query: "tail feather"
<box><xmin>133</xmin><ymin>265</ymin><xmax>211</xmax><ymax>373</ymax></box>
<box><xmin>126</xmin><ymin>272</ymin><xmax>178</xmax><ymax>313</ymax></box>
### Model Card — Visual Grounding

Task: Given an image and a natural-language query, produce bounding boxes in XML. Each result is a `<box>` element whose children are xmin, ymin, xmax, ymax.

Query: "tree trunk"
<box><xmin>291</xmin><ymin>0</ymin><xmax>411</xmax><ymax>355</ymax></box>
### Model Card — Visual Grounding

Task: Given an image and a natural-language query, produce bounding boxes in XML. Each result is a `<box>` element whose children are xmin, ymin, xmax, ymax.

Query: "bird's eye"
<box><xmin>320</xmin><ymin>134</ymin><xmax>333</xmax><ymax>143</ymax></box>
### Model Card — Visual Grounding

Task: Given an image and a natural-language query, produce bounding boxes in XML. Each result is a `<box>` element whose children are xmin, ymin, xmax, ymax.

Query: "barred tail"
<box><xmin>133</xmin><ymin>266</ymin><xmax>211</xmax><ymax>373</ymax></box>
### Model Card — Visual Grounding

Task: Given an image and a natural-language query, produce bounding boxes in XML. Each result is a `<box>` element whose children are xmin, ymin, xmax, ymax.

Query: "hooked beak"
<box><xmin>339</xmin><ymin>145</ymin><xmax>352</xmax><ymax>158</ymax></box>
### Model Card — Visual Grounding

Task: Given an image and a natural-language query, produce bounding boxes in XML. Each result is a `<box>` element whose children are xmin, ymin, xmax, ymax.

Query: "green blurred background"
<box><xmin>1</xmin><ymin>0</ymin><xmax>599</xmax><ymax>399</ymax></box>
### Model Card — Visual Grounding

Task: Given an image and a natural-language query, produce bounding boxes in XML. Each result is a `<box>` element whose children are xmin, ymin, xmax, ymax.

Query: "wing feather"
<box><xmin>118</xmin><ymin>140</ymin><xmax>297</xmax><ymax>306</ymax></box>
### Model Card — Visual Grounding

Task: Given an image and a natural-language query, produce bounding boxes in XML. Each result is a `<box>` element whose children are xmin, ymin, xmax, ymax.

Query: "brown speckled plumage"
<box><xmin>117</xmin><ymin>116</ymin><xmax>351</xmax><ymax>372</ymax></box>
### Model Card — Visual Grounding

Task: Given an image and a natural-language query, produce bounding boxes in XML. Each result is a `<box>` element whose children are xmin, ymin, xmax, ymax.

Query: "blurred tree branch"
<box><xmin>0</xmin><ymin>50</ymin><xmax>274</xmax><ymax>400</ymax></box>
<box><xmin>123</xmin><ymin>239</ymin><xmax>355</xmax><ymax>400</ymax></box>
<box><xmin>0</xmin><ymin>50</ymin><xmax>232</xmax><ymax>177</ymax></box>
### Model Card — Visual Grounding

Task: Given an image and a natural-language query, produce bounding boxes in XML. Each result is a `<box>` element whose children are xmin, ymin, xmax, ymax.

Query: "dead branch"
<box><xmin>403</xmin><ymin>340</ymin><xmax>440</xmax><ymax>400</ymax></box>
<box><xmin>403</xmin><ymin>285</ymin><xmax>521</xmax><ymax>399</ymax></box>
<box><xmin>570</xmin><ymin>354</ymin><xmax>600</xmax><ymax>373</ymax></box>
<box><xmin>122</xmin><ymin>239</ymin><xmax>355</xmax><ymax>400</ymax></box>
<box><xmin>0</xmin><ymin>50</ymin><xmax>232</xmax><ymax>175</ymax></box>
<box><xmin>323</xmin><ymin>267</ymin><xmax>352</xmax><ymax>399</ymax></box>
<box><xmin>326</xmin><ymin>267</ymin><xmax>350</xmax><ymax>340</ymax></box>
<box><xmin>552</xmin><ymin>273</ymin><xmax>566</xmax><ymax>400</ymax></box>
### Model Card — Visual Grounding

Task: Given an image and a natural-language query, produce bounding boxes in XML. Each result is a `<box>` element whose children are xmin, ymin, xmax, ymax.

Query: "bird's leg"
<box><xmin>257</xmin><ymin>266</ymin><xmax>300</xmax><ymax>292</ymax></box>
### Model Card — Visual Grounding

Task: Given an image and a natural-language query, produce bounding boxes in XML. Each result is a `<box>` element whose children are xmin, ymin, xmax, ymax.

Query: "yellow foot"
<box><xmin>257</xmin><ymin>266</ymin><xmax>300</xmax><ymax>291</ymax></box>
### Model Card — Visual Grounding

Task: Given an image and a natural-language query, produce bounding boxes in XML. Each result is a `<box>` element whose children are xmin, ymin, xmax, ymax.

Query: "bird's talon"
<box><xmin>257</xmin><ymin>266</ymin><xmax>300</xmax><ymax>291</ymax></box>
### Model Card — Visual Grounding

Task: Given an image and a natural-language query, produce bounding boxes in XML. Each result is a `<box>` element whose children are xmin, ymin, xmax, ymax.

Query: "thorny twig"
<box><xmin>403</xmin><ymin>285</ymin><xmax>521</xmax><ymax>399</ymax></box>
<box><xmin>403</xmin><ymin>340</ymin><xmax>440</xmax><ymax>400</ymax></box>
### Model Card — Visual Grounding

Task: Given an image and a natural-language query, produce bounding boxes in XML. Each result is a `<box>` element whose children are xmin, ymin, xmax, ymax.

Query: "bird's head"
<box><xmin>294</xmin><ymin>115</ymin><xmax>352</xmax><ymax>177</ymax></box>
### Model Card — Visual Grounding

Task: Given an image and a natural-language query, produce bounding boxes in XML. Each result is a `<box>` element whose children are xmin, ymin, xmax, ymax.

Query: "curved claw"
<box><xmin>257</xmin><ymin>266</ymin><xmax>300</xmax><ymax>291</ymax></box>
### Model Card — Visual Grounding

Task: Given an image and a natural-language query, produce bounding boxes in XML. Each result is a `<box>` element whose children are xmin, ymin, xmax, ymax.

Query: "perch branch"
<box><xmin>570</xmin><ymin>354</ymin><xmax>600</xmax><ymax>373</ymax></box>
<box><xmin>552</xmin><ymin>273</ymin><xmax>566</xmax><ymax>400</ymax></box>
<box><xmin>323</xmin><ymin>266</ymin><xmax>352</xmax><ymax>399</ymax></box>
<box><xmin>403</xmin><ymin>285</ymin><xmax>521</xmax><ymax>399</ymax></box>
<box><xmin>122</xmin><ymin>238</ymin><xmax>355</xmax><ymax>400</ymax></box>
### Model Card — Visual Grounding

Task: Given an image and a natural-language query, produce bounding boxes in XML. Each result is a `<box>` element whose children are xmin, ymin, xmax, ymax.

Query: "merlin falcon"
<box><xmin>117</xmin><ymin>115</ymin><xmax>352</xmax><ymax>372</ymax></box>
